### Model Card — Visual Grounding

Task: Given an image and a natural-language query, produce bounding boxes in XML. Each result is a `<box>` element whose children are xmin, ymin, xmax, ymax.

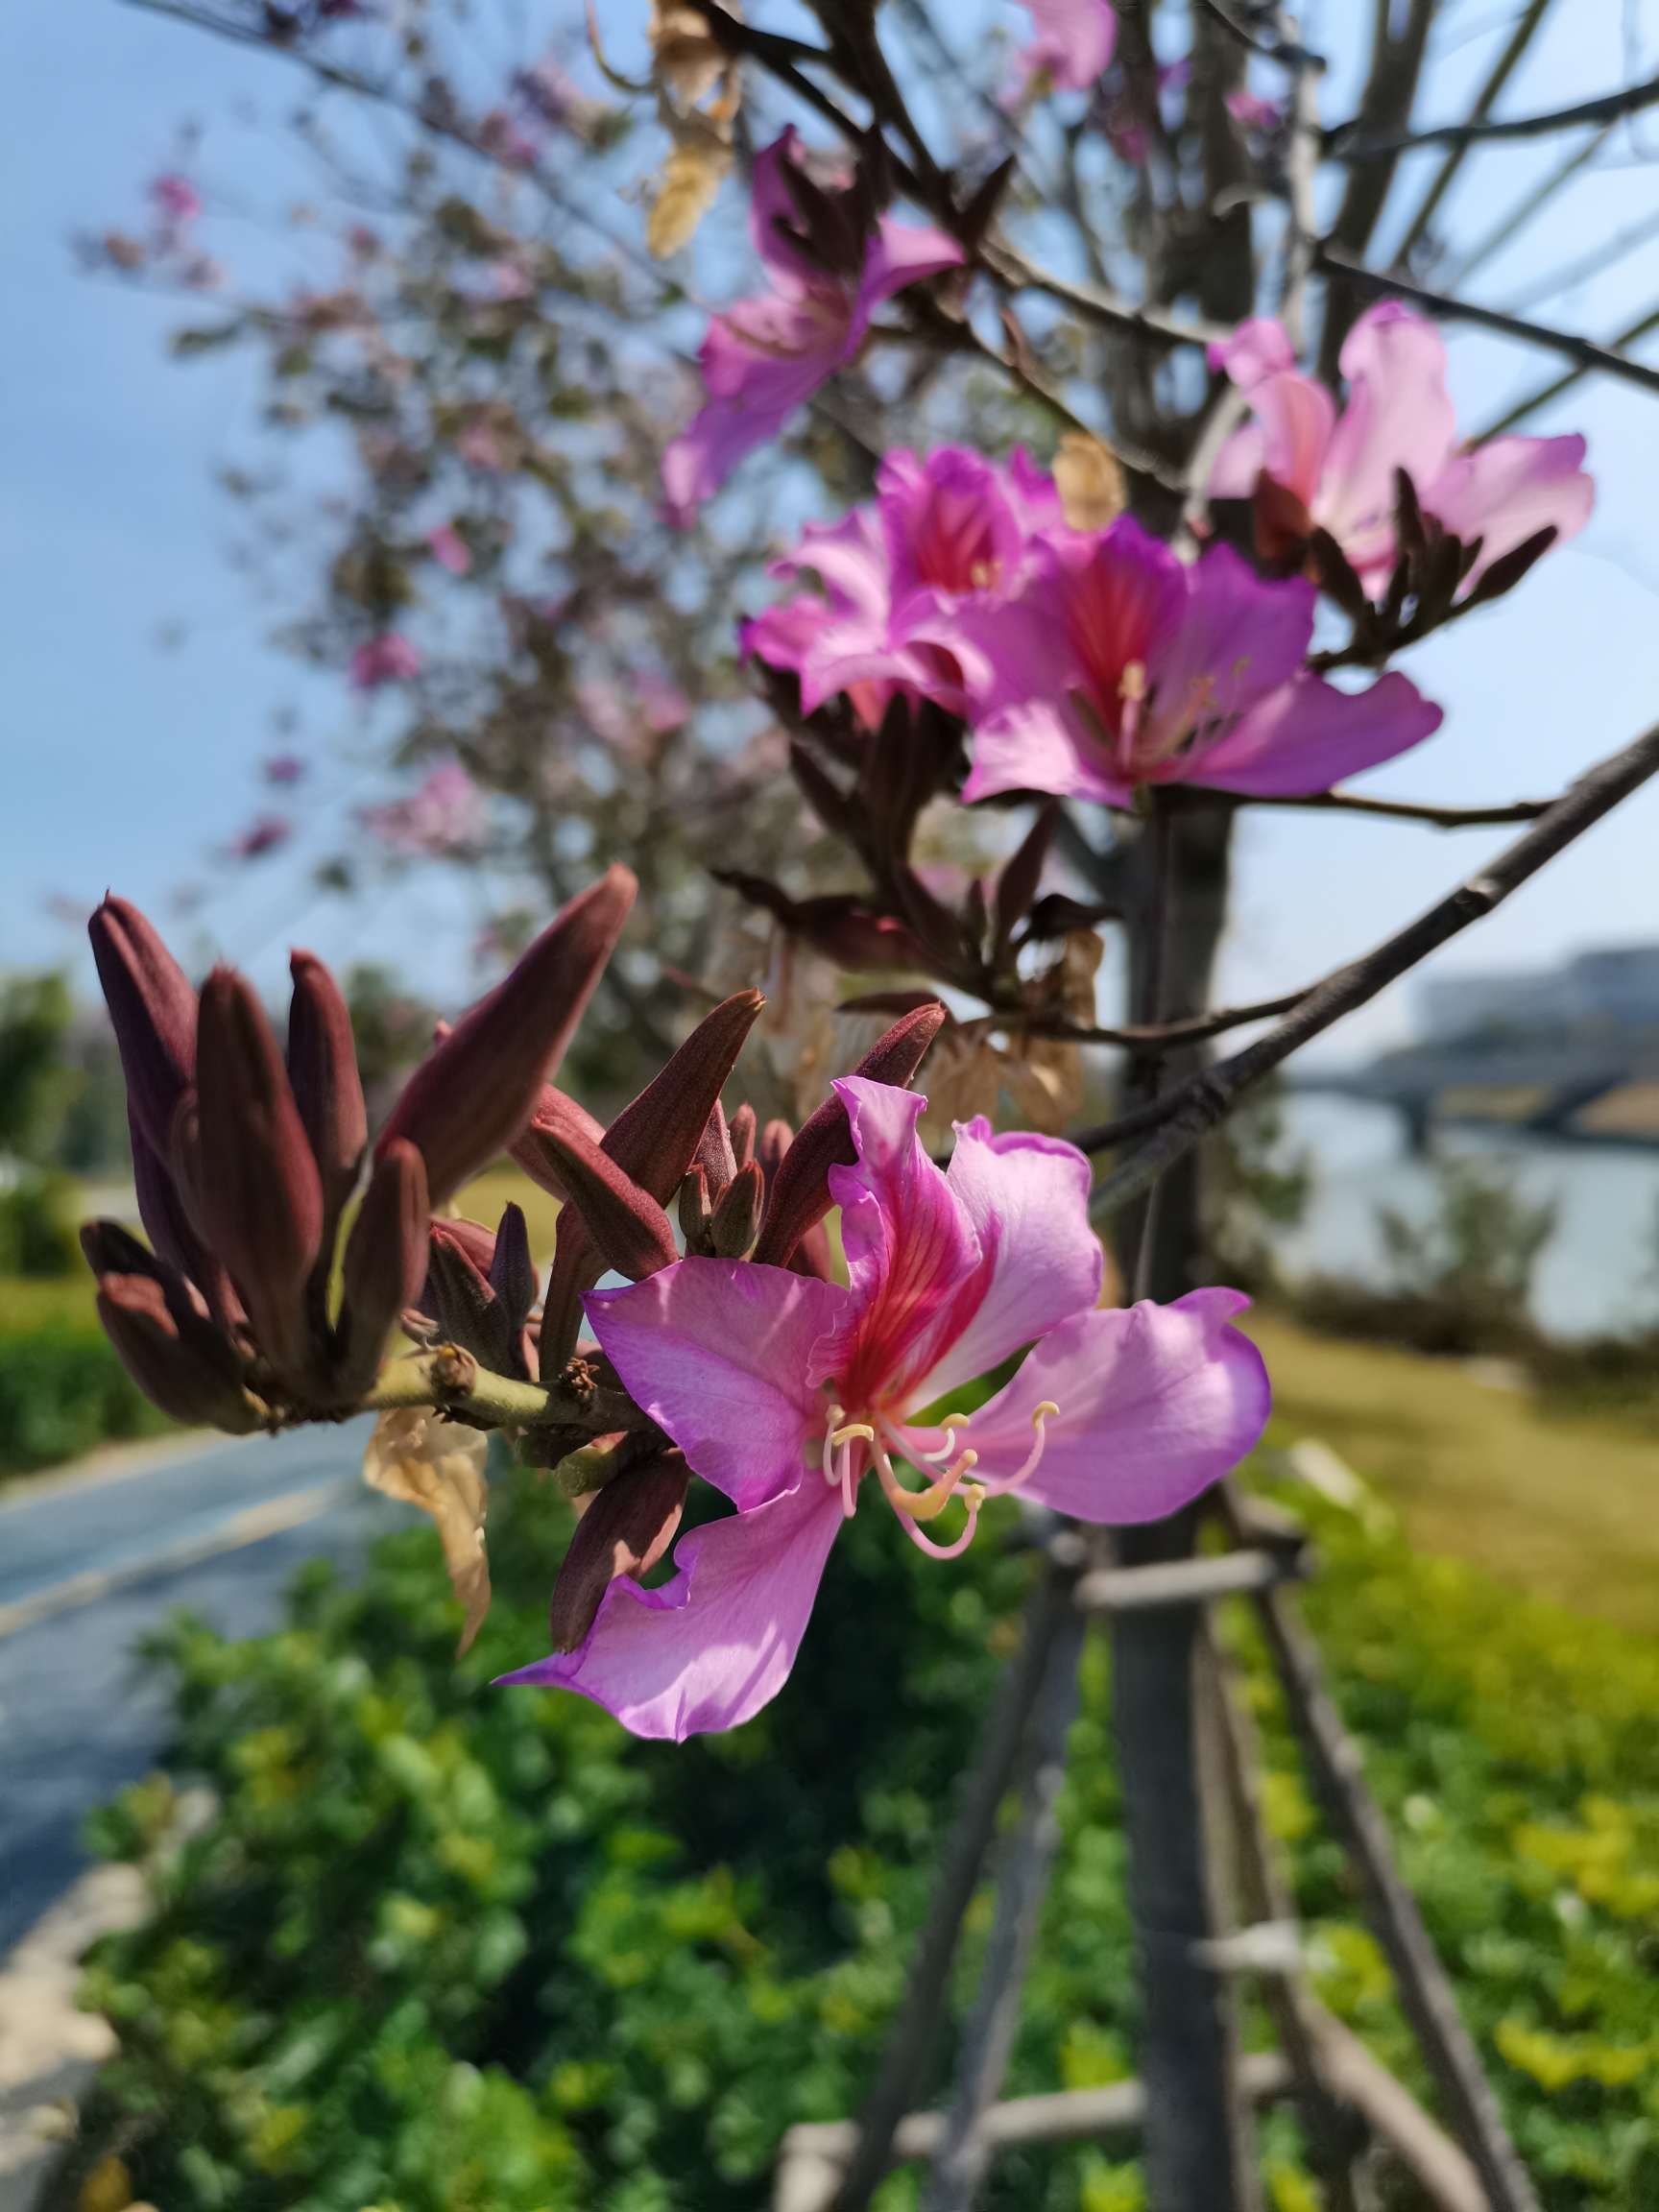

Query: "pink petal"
<box><xmin>852</xmin><ymin>216</ymin><xmax>965</xmax><ymax>336</ymax></box>
<box><xmin>661</xmin><ymin>307</ymin><xmax>846</xmax><ymax>526</ymax></box>
<box><xmin>1182</xmin><ymin>669</ymin><xmax>1443</xmax><ymax>797</ymax></box>
<box><xmin>747</xmin><ymin>128</ymin><xmax>819</xmax><ymax>298</ymax></box>
<box><xmin>586</xmin><ymin>1259</ymin><xmax>853</xmax><ymax>1509</ymax></box>
<box><xmin>926</xmin><ymin>1289</ymin><xmax>1268</xmax><ymax>1521</ymax></box>
<box><xmin>911</xmin><ymin>1121</ymin><xmax>1103</xmax><ymax>1404</ymax></box>
<box><xmin>1320</xmin><ymin>302</ymin><xmax>1456</xmax><ymax>565</ymax></box>
<box><xmin>963</xmin><ymin>695</ymin><xmax>1128</xmax><ymax>805</ymax></box>
<box><xmin>1010</xmin><ymin>0</ymin><xmax>1117</xmax><ymax>89</ymax></box>
<box><xmin>825</xmin><ymin>1079</ymin><xmax>988</xmax><ymax>1409</ymax></box>
<box><xmin>773</xmin><ymin>505</ymin><xmax>893</xmax><ymax>619</ymax></box>
<box><xmin>1237</xmin><ymin>371</ymin><xmax>1336</xmax><ymax>511</ymax></box>
<box><xmin>1142</xmin><ymin>543</ymin><xmax>1313</xmax><ymax>757</ymax></box>
<box><xmin>497</xmin><ymin>1469</ymin><xmax>845</xmax><ymax>1740</ymax></box>
<box><xmin>878</xmin><ymin>445</ymin><xmax>1026</xmax><ymax>610</ymax></box>
<box><xmin>1206</xmin><ymin>315</ymin><xmax>1295</xmax><ymax>387</ymax></box>
<box><xmin>1422</xmin><ymin>433</ymin><xmax>1594</xmax><ymax>588</ymax></box>
<box><xmin>1207</xmin><ymin>420</ymin><xmax>1271</xmax><ymax>501</ymax></box>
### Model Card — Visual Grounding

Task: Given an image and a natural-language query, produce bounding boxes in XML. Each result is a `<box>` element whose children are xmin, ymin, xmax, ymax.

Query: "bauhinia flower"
<box><xmin>349</xmin><ymin>632</ymin><xmax>423</xmax><ymax>691</ymax></box>
<box><xmin>1208</xmin><ymin>302</ymin><xmax>1594</xmax><ymax>592</ymax></box>
<box><xmin>499</xmin><ymin>1077</ymin><xmax>1269</xmax><ymax>1740</ymax></box>
<box><xmin>955</xmin><ymin>515</ymin><xmax>1443</xmax><ymax>805</ymax></box>
<box><xmin>741</xmin><ymin>444</ymin><xmax>1069</xmax><ymax>725</ymax></box>
<box><xmin>661</xmin><ymin>130</ymin><xmax>963</xmax><ymax>527</ymax></box>
<box><xmin>1005</xmin><ymin>0</ymin><xmax>1118</xmax><ymax>100</ymax></box>
<box><xmin>363</xmin><ymin>762</ymin><xmax>491</xmax><ymax>855</ymax></box>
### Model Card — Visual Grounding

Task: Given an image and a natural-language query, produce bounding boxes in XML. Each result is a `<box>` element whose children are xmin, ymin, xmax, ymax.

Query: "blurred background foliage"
<box><xmin>54</xmin><ymin>1455</ymin><xmax>1659</xmax><ymax>2211</ymax></box>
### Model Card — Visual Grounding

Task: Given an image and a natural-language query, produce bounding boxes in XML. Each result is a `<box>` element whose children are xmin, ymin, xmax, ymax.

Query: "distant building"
<box><xmin>1418</xmin><ymin>947</ymin><xmax>1659</xmax><ymax>1042</ymax></box>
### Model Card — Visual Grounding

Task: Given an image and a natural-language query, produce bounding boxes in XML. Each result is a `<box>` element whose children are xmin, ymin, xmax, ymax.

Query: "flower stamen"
<box><xmin>1007</xmin><ymin>1401</ymin><xmax>1060</xmax><ymax>1488</ymax></box>
<box><xmin>914</xmin><ymin>1411</ymin><xmax>972</xmax><ymax>1463</ymax></box>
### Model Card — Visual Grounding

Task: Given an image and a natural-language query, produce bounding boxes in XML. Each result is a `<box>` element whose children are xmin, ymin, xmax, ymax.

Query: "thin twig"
<box><xmin>1333</xmin><ymin>63</ymin><xmax>1659</xmax><ymax>158</ymax></box>
<box><xmin>1046</xmin><ymin>991</ymin><xmax>1310</xmax><ymax>1049</ymax></box>
<box><xmin>1246</xmin><ymin>790</ymin><xmax>1551</xmax><ymax>829</ymax></box>
<box><xmin>1444</xmin><ymin>124</ymin><xmax>1614</xmax><ymax>290</ymax></box>
<box><xmin>1314</xmin><ymin>246</ymin><xmax>1659</xmax><ymax>397</ymax></box>
<box><xmin>1087</xmin><ymin>714</ymin><xmax>1659</xmax><ymax>1218</ymax></box>
<box><xmin>917</xmin><ymin>1593</ymin><xmax>1089</xmax><ymax>2211</ymax></box>
<box><xmin>1474</xmin><ymin>298</ymin><xmax>1659</xmax><ymax>439</ymax></box>
<box><xmin>985</xmin><ymin>240</ymin><xmax>1232</xmax><ymax>350</ymax></box>
<box><xmin>834</xmin><ymin>1563</ymin><xmax>1079</xmax><ymax>2212</ymax></box>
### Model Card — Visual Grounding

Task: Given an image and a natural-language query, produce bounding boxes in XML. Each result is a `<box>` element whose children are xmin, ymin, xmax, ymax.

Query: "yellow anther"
<box><xmin>887</xmin><ymin>1448</ymin><xmax>978</xmax><ymax>1522</ymax></box>
<box><xmin>1118</xmin><ymin>659</ymin><xmax>1147</xmax><ymax>702</ymax></box>
<box><xmin>961</xmin><ymin>1481</ymin><xmax>987</xmax><ymax>1511</ymax></box>
<box><xmin>940</xmin><ymin>1411</ymin><xmax>972</xmax><ymax>1434</ymax></box>
<box><xmin>830</xmin><ymin>1421</ymin><xmax>876</xmax><ymax>1448</ymax></box>
<box><xmin>1030</xmin><ymin>1401</ymin><xmax>1060</xmax><ymax>1428</ymax></box>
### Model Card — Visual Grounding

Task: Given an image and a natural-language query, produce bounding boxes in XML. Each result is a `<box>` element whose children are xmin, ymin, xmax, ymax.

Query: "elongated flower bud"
<box><xmin>96</xmin><ymin>1272</ymin><xmax>260</xmax><ymax>1432</ymax></box>
<box><xmin>729</xmin><ymin>1103</ymin><xmax>757</xmax><ymax>1169</ymax></box>
<box><xmin>88</xmin><ymin>897</ymin><xmax>198</xmax><ymax>1157</ymax></box>
<box><xmin>488</xmin><ymin>1201</ymin><xmax>537</xmax><ymax>1334</ymax></box>
<box><xmin>338</xmin><ymin>1138</ymin><xmax>429</xmax><ymax>1398</ymax></box>
<box><xmin>196</xmin><ymin>967</ymin><xmax>325</xmax><ymax>1389</ymax></box>
<box><xmin>710</xmin><ymin>1159</ymin><xmax>764</xmax><ymax>1258</ymax></box>
<box><xmin>547</xmin><ymin>1451</ymin><xmax>689</xmax><ymax>1652</ymax></box>
<box><xmin>694</xmin><ymin>1099</ymin><xmax>737</xmax><ymax>1198</ymax></box>
<box><xmin>424</xmin><ymin>1227</ymin><xmax>516</xmax><ymax>1375</ymax></box>
<box><xmin>678</xmin><ymin>1163</ymin><xmax>712</xmax><ymax>1255</ymax></box>
<box><xmin>537</xmin><ymin>1122</ymin><xmax>678</xmax><ymax>1282</ymax></box>
<box><xmin>129</xmin><ymin>1109</ymin><xmax>241</xmax><ymax>1329</ymax></box>
<box><xmin>288</xmin><ymin>950</ymin><xmax>368</xmax><ymax>1253</ymax></box>
<box><xmin>508</xmin><ymin>1090</ymin><xmax>607</xmax><ymax>1200</ymax></box>
<box><xmin>378</xmin><ymin>864</ymin><xmax>636</xmax><ymax>1203</ymax></box>
<box><xmin>752</xmin><ymin>1001</ymin><xmax>945</xmax><ymax>1267</ymax></box>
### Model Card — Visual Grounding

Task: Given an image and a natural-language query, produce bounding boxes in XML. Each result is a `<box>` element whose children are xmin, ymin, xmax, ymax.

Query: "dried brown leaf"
<box><xmin>1053</xmin><ymin>432</ymin><xmax>1126</xmax><ymax>532</ymax></box>
<box><xmin>646</xmin><ymin>130</ymin><xmax>733</xmax><ymax>257</ymax></box>
<box><xmin>364</xmin><ymin>1409</ymin><xmax>492</xmax><ymax>1652</ymax></box>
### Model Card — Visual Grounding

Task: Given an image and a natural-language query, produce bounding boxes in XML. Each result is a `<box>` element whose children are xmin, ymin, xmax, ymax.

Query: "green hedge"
<box><xmin>0</xmin><ymin>1326</ymin><xmax>173</xmax><ymax>1478</ymax></box>
<box><xmin>58</xmin><ymin>1455</ymin><xmax>1659</xmax><ymax>2212</ymax></box>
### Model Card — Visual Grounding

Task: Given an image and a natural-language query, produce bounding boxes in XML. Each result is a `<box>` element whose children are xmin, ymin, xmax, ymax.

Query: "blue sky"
<box><xmin>2</xmin><ymin>0</ymin><xmax>1657</xmax><ymax>1058</ymax></box>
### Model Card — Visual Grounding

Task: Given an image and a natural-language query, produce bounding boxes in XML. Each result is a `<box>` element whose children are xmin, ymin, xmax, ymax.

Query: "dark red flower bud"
<box><xmin>88</xmin><ymin>897</ymin><xmax>198</xmax><ymax>1157</ymax></box>
<box><xmin>752</xmin><ymin>1001</ymin><xmax>946</xmax><ymax>1268</ymax></box>
<box><xmin>758</xmin><ymin>1118</ymin><xmax>793</xmax><ymax>1205</ymax></box>
<box><xmin>710</xmin><ymin>1159</ymin><xmax>764</xmax><ymax>1258</ymax></box>
<box><xmin>96</xmin><ymin>1272</ymin><xmax>259</xmax><ymax>1432</ymax></box>
<box><xmin>196</xmin><ymin>966</ymin><xmax>325</xmax><ymax>1388</ymax></box>
<box><xmin>288</xmin><ymin>950</ymin><xmax>369</xmax><ymax>1260</ymax></box>
<box><xmin>431</xmin><ymin>1214</ymin><xmax>497</xmax><ymax>1278</ymax></box>
<box><xmin>423</xmin><ymin>1225</ymin><xmax>516</xmax><ymax>1376</ymax></box>
<box><xmin>378</xmin><ymin>864</ymin><xmax>636</xmax><ymax>1204</ymax></box>
<box><xmin>535</xmin><ymin>1122</ymin><xmax>678</xmax><ymax>1283</ymax></box>
<box><xmin>129</xmin><ymin>1111</ymin><xmax>241</xmax><ymax>1330</ymax></box>
<box><xmin>693</xmin><ymin>1099</ymin><xmax>736</xmax><ymax>1199</ymax></box>
<box><xmin>338</xmin><ymin>1137</ymin><xmax>429</xmax><ymax>1398</ymax></box>
<box><xmin>547</xmin><ymin>1450</ymin><xmax>689</xmax><ymax>1652</ymax></box>
<box><xmin>729</xmin><ymin>1102</ymin><xmax>757</xmax><ymax>1169</ymax></box>
<box><xmin>488</xmin><ymin>1200</ymin><xmax>537</xmax><ymax>1335</ymax></box>
<box><xmin>508</xmin><ymin>1089</ymin><xmax>606</xmax><ymax>1200</ymax></box>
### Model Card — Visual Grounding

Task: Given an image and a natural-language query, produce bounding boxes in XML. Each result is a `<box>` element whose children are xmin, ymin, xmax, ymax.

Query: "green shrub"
<box><xmin>60</xmin><ymin>1454</ymin><xmax>1659</xmax><ymax>2210</ymax></box>
<box><xmin>0</xmin><ymin>1326</ymin><xmax>173</xmax><ymax>1476</ymax></box>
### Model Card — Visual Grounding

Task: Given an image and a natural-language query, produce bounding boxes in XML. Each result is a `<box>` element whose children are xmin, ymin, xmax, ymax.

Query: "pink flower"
<box><xmin>349</xmin><ymin>633</ymin><xmax>423</xmax><ymax>691</ymax></box>
<box><xmin>1225</xmin><ymin>87</ymin><xmax>1284</xmax><ymax>132</ymax></box>
<box><xmin>425</xmin><ymin>521</ymin><xmax>473</xmax><ymax>574</ymax></box>
<box><xmin>228</xmin><ymin>814</ymin><xmax>292</xmax><ymax>860</ymax></box>
<box><xmin>363</xmin><ymin>763</ymin><xmax>489</xmax><ymax>854</ymax></box>
<box><xmin>636</xmin><ymin>670</ymin><xmax>691</xmax><ymax>731</ymax></box>
<box><xmin>151</xmin><ymin>174</ymin><xmax>202</xmax><ymax>225</ymax></box>
<box><xmin>1005</xmin><ymin>0</ymin><xmax>1117</xmax><ymax>99</ymax></box>
<box><xmin>956</xmin><ymin>517</ymin><xmax>1442</xmax><ymax>804</ymax></box>
<box><xmin>741</xmin><ymin>445</ymin><xmax>1067</xmax><ymax>722</ymax></box>
<box><xmin>262</xmin><ymin>753</ymin><xmax>307</xmax><ymax>785</ymax></box>
<box><xmin>661</xmin><ymin>132</ymin><xmax>964</xmax><ymax>528</ymax></box>
<box><xmin>500</xmin><ymin>1078</ymin><xmax>1268</xmax><ymax>1738</ymax></box>
<box><xmin>1208</xmin><ymin>303</ymin><xmax>1594</xmax><ymax>592</ymax></box>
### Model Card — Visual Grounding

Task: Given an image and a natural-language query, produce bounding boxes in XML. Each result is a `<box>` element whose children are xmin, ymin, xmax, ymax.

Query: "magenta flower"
<box><xmin>1006</xmin><ymin>0</ymin><xmax>1117</xmax><ymax>98</ymax></box>
<box><xmin>349</xmin><ymin>633</ymin><xmax>423</xmax><ymax>691</ymax></box>
<box><xmin>955</xmin><ymin>517</ymin><xmax>1442</xmax><ymax>805</ymax></box>
<box><xmin>151</xmin><ymin>173</ymin><xmax>202</xmax><ymax>225</ymax></box>
<box><xmin>1225</xmin><ymin>87</ymin><xmax>1284</xmax><ymax>132</ymax></box>
<box><xmin>1208</xmin><ymin>303</ymin><xmax>1593</xmax><ymax>592</ymax></box>
<box><xmin>661</xmin><ymin>132</ymin><xmax>964</xmax><ymax>528</ymax></box>
<box><xmin>425</xmin><ymin>521</ymin><xmax>473</xmax><ymax>574</ymax></box>
<box><xmin>499</xmin><ymin>1077</ymin><xmax>1268</xmax><ymax>1740</ymax></box>
<box><xmin>363</xmin><ymin>763</ymin><xmax>489</xmax><ymax>854</ymax></box>
<box><xmin>742</xmin><ymin>445</ymin><xmax>1067</xmax><ymax>723</ymax></box>
<box><xmin>228</xmin><ymin>814</ymin><xmax>292</xmax><ymax>861</ymax></box>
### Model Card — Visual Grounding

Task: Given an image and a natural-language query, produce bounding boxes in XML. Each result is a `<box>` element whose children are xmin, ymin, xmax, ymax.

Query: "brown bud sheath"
<box><xmin>96</xmin><ymin>1272</ymin><xmax>259</xmax><ymax>1432</ymax></box>
<box><xmin>196</xmin><ymin>967</ymin><xmax>325</xmax><ymax>1387</ymax></box>
<box><xmin>378</xmin><ymin>864</ymin><xmax>636</xmax><ymax>1204</ymax></box>
<box><xmin>88</xmin><ymin>897</ymin><xmax>198</xmax><ymax>1157</ymax></box>
<box><xmin>508</xmin><ymin>1089</ymin><xmax>606</xmax><ymax>1200</ymax></box>
<box><xmin>288</xmin><ymin>950</ymin><xmax>369</xmax><ymax>1258</ymax></box>
<box><xmin>547</xmin><ymin>1451</ymin><xmax>689</xmax><ymax>1652</ymax></box>
<box><xmin>338</xmin><ymin>1137</ymin><xmax>429</xmax><ymax>1398</ymax></box>
<box><xmin>693</xmin><ymin>1098</ymin><xmax>737</xmax><ymax>1199</ymax></box>
<box><xmin>729</xmin><ymin>1102</ymin><xmax>757</xmax><ymax>1170</ymax></box>
<box><xmin>751</xmin><ymin>1001</ymin><xmax>946</xmax><ymax>1268</ymax></box>
<box><xmin>710</xmin><ymin>1159</ymin><xmax>764</xmax><ymax>1258</ymax></box>
<box><xmin>535</xmin><ymin>1122</ymin><xmax>678</xmax><ymax>1283</ymax></box>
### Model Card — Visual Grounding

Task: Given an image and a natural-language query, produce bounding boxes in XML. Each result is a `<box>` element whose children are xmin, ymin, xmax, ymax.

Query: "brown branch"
<box><xmin>1334</xmin><ymin>63</ymin><xmax>1659</xmax><ymax>159</ymax></box>
<box><xmin>1044</xmin><ymin>991</ymin><xmax>1310</xmax><ymax>1051</ymax></box>
<box><xmin>984</xmin><ymin>240</ymin><xmax>1231</xmax><ymax>350</ymax></box>
<box><xmin>1388</xmin><ymin>0</ymin><xmax>1555</xmax><ymax>270</ymax></box>
<box><xmin>1086</xmin><ymin>713</ymin><xmax>1659</xmax><ymax>1215</ymax></box>
<box><xmin>1245</xmin><ymin>791</ymin><xmax>1551</xmax><ymax>829</ymax></box>
<box><xmin>1313</xmin><ymin>246</ymin><xmax>1659</xmax><ymax>397</ymax></box>
<box><xmin>1475</xmin><ymin>298</ymin><xmax>1659</xmax><ymax>439</ymax></box>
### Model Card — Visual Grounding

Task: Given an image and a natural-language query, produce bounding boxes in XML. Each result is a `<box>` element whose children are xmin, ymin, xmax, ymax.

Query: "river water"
<box><xmin>1274</xmin><ymin>1095</ymin><xmax>1659</xmax><ymax>1340</ymax></box>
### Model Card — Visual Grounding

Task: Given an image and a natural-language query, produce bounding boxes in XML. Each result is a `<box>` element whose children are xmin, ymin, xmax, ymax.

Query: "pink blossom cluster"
<box><xmin>362</xmin><ymin>763</ymin><xmax>490</xmax><ymax>855</ymax></box>
<box><xmin>744</xmin><ymin>444</ymin><xmax>1445</xmax><ymax>805</ymax></box>
<box><xmin>1208</xmin><ymin>301</ymin><xmax>1594</xmax><ymax>593</ymax></box>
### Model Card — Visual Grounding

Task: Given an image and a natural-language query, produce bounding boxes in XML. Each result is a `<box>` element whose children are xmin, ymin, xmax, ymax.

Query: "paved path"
<box><xmin>0</xmin><ymin>1423</ymin><xmax>407</xmax><ymax>1954</ymax></box>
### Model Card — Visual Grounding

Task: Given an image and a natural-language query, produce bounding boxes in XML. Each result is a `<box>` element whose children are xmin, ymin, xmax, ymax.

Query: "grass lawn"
<box><xmin>1245</xmin><ymin>1309</ymin><xmax>1659</xmax><ymax>1635</ymax></box>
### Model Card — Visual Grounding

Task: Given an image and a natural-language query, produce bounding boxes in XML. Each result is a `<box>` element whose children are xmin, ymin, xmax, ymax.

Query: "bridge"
<box><xmin>1291</xmin><ymin>1034</ymin><xmax>1659</xmax><ymax>1149</ymax></box>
